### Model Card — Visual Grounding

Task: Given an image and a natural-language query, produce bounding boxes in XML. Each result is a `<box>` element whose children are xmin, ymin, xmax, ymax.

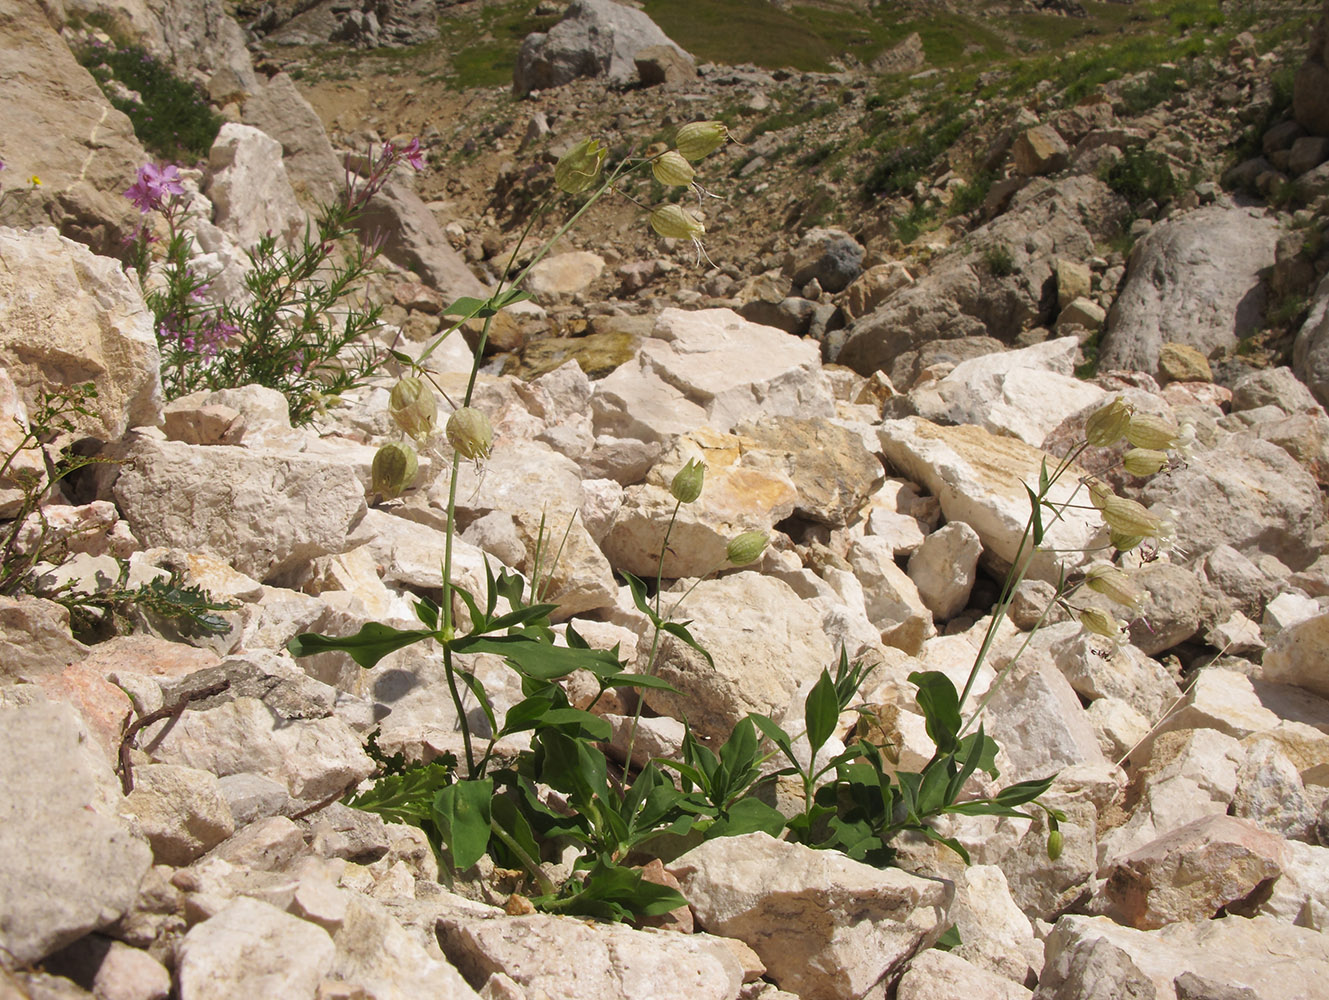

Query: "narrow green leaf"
<box><xmin>621</xmin><ymin>571</ymin><xmax>656</xmax><ymax>621</ymax></box>
<box><xmin>605</xmin><ymin>672</ymin><xmax>680</xmax><ymax>693</ymax></box>
<box><xmin>750</xmin><ymin>713</ymin><xmax>796</xmax><ymax>765</ymax></box>
<box><xmin>991</xmin><ymin>774</ymin><xmax>1057</xmax><ymax>808</ymax></box>
<box><xmin>346</xmin><ymin>759</ymin><xmax>455</xmax><ymax>827</ymax></box>
<box><xmin>1026</xmin><ymin>484</ymin><xmax>1045</xmax><ymax>547</ymax></box>
<box><xmin>287</xmin><ymin>623</ymin><xmax>435</xmax><ymax>668</ymax></box>
<box><xmin>804</xmin><ymin>669</ymin><xmax>840</xmax><ymax>760</ymax></box>
<box><xmin>441</xmin><ymin>295</ymin><xmax>490</xmax><ymax>318</ymax></box>
<box><xmin>412</xmin><ymin>596</ymin><xmax>440</xmax><ymax>631</ymax></box>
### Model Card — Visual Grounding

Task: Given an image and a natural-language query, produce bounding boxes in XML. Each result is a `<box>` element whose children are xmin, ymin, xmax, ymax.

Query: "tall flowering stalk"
<box><xmin>125</xmin><ymin>141</ymin><xmax>425</xmax><ymax>425</ymax></box>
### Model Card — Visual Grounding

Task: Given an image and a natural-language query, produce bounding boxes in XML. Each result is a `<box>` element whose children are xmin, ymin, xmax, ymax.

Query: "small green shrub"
<box><xmin>948</xmin><ymin>172</ymin><xmax>995</xmax><ymax>217</ymax></box>
<box><xmin>1101</xmin><ymin>146</ymin><xmax>1180</xmax><ymax>204</ymax></box>
<box><xmin>75</xmin><ymin>43</ymin><xmax>222</xmax><ymax>162</ymax></box>
<box><xmin>984</xmin><ymin>243</ymin><xmax>1015</xmax><ymax>277</ymax></box>
<box><xmin>894</xmin><ymin>201</ymin><xmax>938</xmax><ymax>244</ymax></box>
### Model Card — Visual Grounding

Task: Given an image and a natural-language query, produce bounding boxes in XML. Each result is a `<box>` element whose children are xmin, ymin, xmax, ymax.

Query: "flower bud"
<box><xmin>446</xmin><ymin>406</ymin><xmax>493</xmax><ymax>461</ymax></box>
<box><xmin>372</xmin><ymin>441</ymin><xmax>418</xmax><ymax>498</ymax></box>
<box><xmin>1099</xmin><ymin>494</ymin><xmax>1164</xmax><ymax>539</ymax></box>
<box><xmin>388</xmin><ymin>376</ymin><xmax>438</xmax><ymax>442</ymax></box>
<box><xmin>1086</xmin><ymin>478</ymin><xmax>1113</xmax><ymax>512</ymax></box>
<box><xmin>1125</xmin><ymin>412</ymin><xmax>1180</xmax><ymax>451</ymax></box>
<box><xmin>675</xmin><ymin>120</ymin><xmax>730</xmax><ymax>162</ymax></box>
<box><xmin>1046</xmin><ymin>828</ymin><xmax>1064</xmax><ymax>861</ymax></box>
<box><xmin>670</xmin><ymin>458</ymin><xmax>705</xmax><ymax>504</ymax></box>
<box><xmin>1084</xmin><ymin>564</ymin><xmax>1143</xmax><ymax>612</ymax></box>
<box><xmin>1084</xmin><ymin>396</ymin><xmax>1132</xmax><ymax>447</ymax></box>
<box><xmin>650</xmin><ymin>204</ymin><xmax>705</xmax><ymax>241</ymax></box>
<box><xmin>652</xmin><ymin>150</ymin><xmax>695</xmax><ymax>188</ymax></box>
<box><xmin>1122</xmin><ymin>447</ymin><xmax>1169</xmax><ymax>477</ymax></box>
<box><xmin>554</xmin><ymin>138</ymin><xmax>607</xmax><ymax>194</ymax></box>
<box><xmin>1078</xmin><ymin>606</ymin><xmax>1124</xmax><ymax>642</ymax></box>
<box><xmin>726</xmin><ymin>531</ymin><xmax>768</xmax><ymax>566</ymax></box>
<box><xmin>1109</xmin><ymin>529</ymin><xmax>1145</xmax><ymax>553</ymax></box>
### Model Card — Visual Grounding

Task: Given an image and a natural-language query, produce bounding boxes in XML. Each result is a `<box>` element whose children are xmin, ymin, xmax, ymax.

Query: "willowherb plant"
<box><xmin>125</xmin><ymin>139</ymin><xmax>425</xmax><ymax>425</ymax></box>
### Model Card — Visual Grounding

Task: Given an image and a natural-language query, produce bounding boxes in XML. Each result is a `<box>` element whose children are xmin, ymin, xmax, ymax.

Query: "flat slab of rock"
<box><xmin>672</xmin><ymin>832</ymin><xmax>950</xmax><ymax>1000</ymax></box>
<box><xmin>112</xmin><ymin>434</ymin><xmax>367</xmax><ymax>583</ymax></box>
<box><xmin>176</xmin><ymin>896</ymin><xmax>334</xmax><ymax>1000</ymax></box>
<box><xmin>436</xmin><ymin>909</ymin><xmax>744</xmax><ymax>1000</ymax></box>
<box><xmin>1104</xmin><ymin>814</ymin><xmax>1284</xmax><ymax>930</ymax></box>
<box><xmin>1039</xmin><ymin>913</ymin><xmax>1329</xmax><ymax>1000</ymax></box>
<box><xmin>878</xmin><ymin>417</ymin><xmax>1099</xmax><ymax>582</ymax></box>
<box><xmin>0</xmin><ymin>697</ymin><xmax>152</xmax><ymax>966</ymax></box>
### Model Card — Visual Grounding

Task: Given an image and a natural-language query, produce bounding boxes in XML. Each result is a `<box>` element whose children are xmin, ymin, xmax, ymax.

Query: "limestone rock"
<box><xmin>897</xmin><ymin>949</ymin><xmax>1034</xmax><ymax>1000</ymax></box>
<box><xmin>838</xmin><ymin>177</ymin><xmax>1125</xmax><ymax>380</ymax></box>
<box><xmin>330</xmin><ymin>895</ymin><xmax>480</xmax><ymax>999</ymax></box>
<box><xmin>0</xmin><ymin>595</ymin><xmax>90</xmax><ymax>682</ymax></box>
<box><xmin>1262</xmin><ymin>611</ymin><xmax>1329</xmax><ymax>698</ymax></box>
<box><xmin>640</xmin><ymin>572</ymin><xmax>834</xmax><ymax>741</ymax></box>
<box><xmin>906</xmin><ymin>337</ymin><xmax>1106</xmax><ymax>448</ymax></box>
<box><xmin>1100</xmin><ymin>207</ymin><xmax>1280</xmax><ymax>377</ymax></box>
<box><xmin>513</xmin><ymin>0</ymin><xmax>693</xmax><ymax>95</ymax></box>
<box><xmin>239</xmin><ymin>72</ymin><xmax>344</xmax><ymax>203</ymax></box>
<box><xmin>983</xmin><ymin>655</ymin><xmax>1107</xmax><ymax>785</ymax></box>
<box><xmin>111</xmin><ymin>434</ymin><xmax>367</xmax><ymax>583</ymax></box>
<box><xmin>205</xmin><ymin>123</ymin><xmax>305</xmax><ymax>248</ymax></box>
<box><xmin>358</xmin><ymin>176</ymin><xmax>491</xmax><ymax>304</ymax></box>
<box><xmin>122</xmin><ymin>764</ymin><xmax>236</xmax><ymax>867</ymax></box>
<box><xmin>1103</xmin><ymin>728</ymin><xmax>1244</xmax><ymax>867</ymax></box>
<box><xmin>437</xmin><ymin>909</ymin><xmax>744</xmax><ymax>1000</ymax></box>
<box><xmin>0</xmin><ymin>698</ymin><xmax>152</xmax><ymax>966</ymax></box>
<box><xmin>0</xmin><ymin>227</ymin><xmax>161</xmax><ymax>440</ymax></box>
<box><xmin>732</xmin><ymin>416</ymin><xmax>884</xmax><ymax>526</ymax></box>
<box><xmin>1040</xmin><ymin>913</ymin><xmax>1329</xmax><ymax>1000</ymax></box>
<box><xmin>1104</xmin><ymin>814</ymin><xmax>1284</xmax><ymax>929</ymax></box>
<box><xmin>947</xmin><ymin>864</ymin><xmax>1044</xmax><ymax>986</ymax></box>
<box><xmin>524</xmin><ymin>251</ymin><xmax>605</xmax><ymax>301</ymax></box>
<box><xmin>1295</xmin><ymin>272</ymin><xmax>1329</xmax><ymax>409</ymax></box>
<box><xmin>672</xmin><ymin>833</ymin><xmax>950</xmax><ymax>1000</ymax></box>
<box><xmin>145</xmin><ymin>695</ymin><xmax>373</xmax><ymax>809</ymax></box>
<box><xmin>1013</xmin><ymin>124</ymin><xmax>1071</xmax><ymax>176</ymax></box>
<box><xmin>907</xmin><ymin>521</ymin><xmax>982</xmax><ymax>620</ymax></box>
<box><xmin>176</xmin><ymin>896</ymin><xmax>334</xmax><ymax>1000</ymax></box>
<box><xmin>1140</xmin><ymin>434</ymin><xmax>1320</xmax><ymax>571</ymax></box>
<box><xmin>0</xmin><ymin>6</ymin><xmax>146</xmax><ymax>251</ymax></box>
<box><xmin>878</xmin><ymin>417</ymin><xmax>1101</xmax><ymax>583</ymax></box>
<box><xmin>601</xmin><ymin>472</ymin><xmax>797</xmax><ymax>580</ymax></box>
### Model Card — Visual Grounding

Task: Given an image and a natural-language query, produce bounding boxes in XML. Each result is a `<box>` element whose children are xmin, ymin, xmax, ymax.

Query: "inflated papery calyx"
<box><xmin>388</xmin><ymin>376</ymin><xmax>438</xmax><ymax>441</ymax></box>
<box><xmin>446</xmin><ymin>406</ymin><xmax>493</xmax><ymax>461</ymax></box>
<box><xmin>372</xmin><ymin>442</ymin><xmax>418</xmax><ymax>499</ymax></box>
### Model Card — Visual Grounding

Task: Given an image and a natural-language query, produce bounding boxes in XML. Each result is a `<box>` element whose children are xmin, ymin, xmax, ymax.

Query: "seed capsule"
<box><xmin>1122</xmin><ymin>448</ymin><xmax>1169</xmax><ymax>477</ymax></box>
<box><xmin>1084</xmin><ymin>564</ymin><xmax>1143</xmax><ymax>612</ymax></box>
<box><xmin>446</xmin><ymin>406</ymin><xmax>493</xmax><ymax>461</ymax></box>
<box><xmin>650</xmin><ymin>204</ymin><xmax>705</xmax><ymax>240</ymax></box>
<box><xmin>675</xmin><ymin>120</ymin><xmax>730</xmax><ymax>162</ymax></box>
<box><xmin>1084</xmin><ymin>396</ymin><xmax>1132</xmax><ymax>448</ymax></box>
<box><xmin>554</xmin><ymin>138</ymin><xmax>607</xmax><ymax>194</ymax></box>
<box><xmin>388</xmin><ymin>376</ymin><xmax>438</xmax><ymax>442</ymax></box>
<box><xmin>1099</xmin><ymin>494</ymin><xmax>1164</xmax><ymax>539</ymax></box>
<box><xmin>670</xmin><ymin>458</ymin><xmax>705</xmax><ymax>504</ymax></box>
<box><xmin>372</xmin><ymin>442</ymin><xmax>418</xmax><ymax>499</ymax></box>
<box><xmin>1078</xmin><ymin>606</ymin><xmax>1124</xmax><ymax>642</ymax></box>
<box><xmin>1046</xmin><ymin>829</ymin><xmax>1064</xmax><ymax>861</ymax></box>
<box><xmin>726</xmin><ymin>531</ymin><xmax>768</xmax><ymax>566</ymax></box>
<box><xmin>652</xmin><ymin>150</ymin><xmax>696</xmax><ymax>187</ymax></box>
<box><xmin>1125</xmin><ymin>412</ymin><xmax>1180</xmax><ymax>451</ymax></box>
<box><xmin>1109</xmin><ymin>529</ymin><xmax>1146</xmax><ymax>553</ymax></box>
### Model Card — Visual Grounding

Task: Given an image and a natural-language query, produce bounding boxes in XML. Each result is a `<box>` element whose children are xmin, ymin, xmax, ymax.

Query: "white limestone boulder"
<box><xmin>0</xmin><ymin>696</ymin><xmax>153</xmax><ymax>966</ymax></box>
<box><xmin>671</xmin><ymin>832</ymin><xmax>950</xmax><ymax>1000</ymax></box>
<box><xmin>0</xmin><ymin>226</ymin><xmax>161</xmax><ymax>440</ymax></box>
<box><xmin>638</xmin><ymin>572</ymin><xmax>835</xmax><ymax>741</ymax></box>
<box><xmin>878</xmin><ymin>417</ymin><xmax>1100</xmax><ymax>583</ymax></box>
<box><xmin>111</xmin><ymin>432</ymin><xmax>367</xmax><ymax>583</ymax></box>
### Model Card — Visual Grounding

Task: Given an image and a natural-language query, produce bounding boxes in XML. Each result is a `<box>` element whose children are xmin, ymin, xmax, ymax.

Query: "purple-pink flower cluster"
<box><xmin>125</xmin><ymin>162</ymin><xmax>184</xmax><ymax>214</ymax></box>
<box><xmin>159</xmin><ymin>314</ymin><xmax>237</xmax><ymax>358</ymax></box>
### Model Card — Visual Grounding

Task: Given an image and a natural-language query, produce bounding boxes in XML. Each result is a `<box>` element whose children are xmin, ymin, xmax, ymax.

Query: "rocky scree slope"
<box><xmin>2</xmin><ymin>1</ymin><xmax>1329</xmax><ymax>999</ymax></box>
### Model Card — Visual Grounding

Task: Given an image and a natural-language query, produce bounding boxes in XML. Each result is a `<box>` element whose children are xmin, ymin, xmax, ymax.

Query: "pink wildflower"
<box><xmin>125</xmin><ymin>162</ymin><xmax>185</xmax><ymax>214</ymax></box>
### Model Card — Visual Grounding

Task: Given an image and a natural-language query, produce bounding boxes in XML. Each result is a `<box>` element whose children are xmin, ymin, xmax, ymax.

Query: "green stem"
<box><xmin>490</xmin><ymin>817</ymin><xmax>555</xmax><ymax>896</ymax></box>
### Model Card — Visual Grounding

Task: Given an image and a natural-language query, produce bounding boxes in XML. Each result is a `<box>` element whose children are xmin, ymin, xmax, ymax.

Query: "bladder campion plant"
<box><xmin>288</xmin><ymin>121</ymin><xmax>1185</xmax><ymax>917</ymax></box>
